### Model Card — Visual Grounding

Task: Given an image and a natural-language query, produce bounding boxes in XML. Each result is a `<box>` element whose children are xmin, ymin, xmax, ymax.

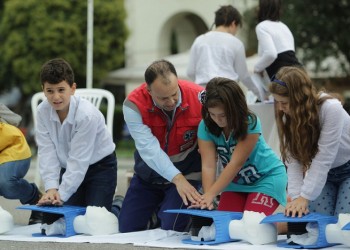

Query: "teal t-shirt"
<box><xmin>198</xmin><ymin>116</ymin><xmax>287</xmax><ymax>206</ymax></box>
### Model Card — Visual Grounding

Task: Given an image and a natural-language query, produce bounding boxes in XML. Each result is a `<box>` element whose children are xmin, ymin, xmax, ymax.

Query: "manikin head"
<box><xmin>229</xmin><ymin>211</ymin><xmax>277</xmax><ymax>245</ymax></box>
<box><xmin>326</xmin><ymin>213</ymin><xmax>350</xmax><ymax>246</ymax></box>
<box><xmin>0</xmin><ymin>206</ymin><xmax>14</xmax><ymax>234</ymax></box>
<box><xmin>73</xmin><ymin>206</ymin><xmax>118</xmax><ymax>235</ymax></box>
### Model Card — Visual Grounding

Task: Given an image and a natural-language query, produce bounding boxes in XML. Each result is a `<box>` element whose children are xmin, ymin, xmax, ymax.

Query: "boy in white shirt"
<box><xmin>35</xmin><ymin>58</ymin><xmax>117</xmax><ymax>228</ymax></box>
<box><xmin>187</xmin><ymin>5</ymin><xmax>261</xmax><ymax>99</ymax></box>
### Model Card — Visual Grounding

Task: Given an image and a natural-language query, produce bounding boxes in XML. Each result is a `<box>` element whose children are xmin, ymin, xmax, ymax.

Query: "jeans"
<box><xmin>309</xmin><ymin>159</ymin><xmax>350</xmax><ymax>216</ymax></box>
<box><xmin>43</xmin><ymin>152</ymin><xmax>118</xmax><ymax>224</ymax></box>
<box><xmin>118</xmin><ymin>174</ymin><xmax>200</xmax><ymax>233</ymax></box>
<box><xmin>0</xmin><ymin>158</ymin><xmax>40</xmax><ymax>204</ymax></box>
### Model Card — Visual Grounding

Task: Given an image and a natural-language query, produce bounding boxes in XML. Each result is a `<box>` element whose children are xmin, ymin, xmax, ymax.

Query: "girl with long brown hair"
<box><xmin>270</xmin><ymin>66</ymin><xmax>350</xmax><ymax>218</ymax></box>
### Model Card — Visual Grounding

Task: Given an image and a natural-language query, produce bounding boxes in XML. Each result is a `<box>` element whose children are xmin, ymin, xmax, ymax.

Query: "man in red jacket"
<box><xmin>119</xmin><ymin>59</ymin><xmax>204</xmax><ymax>232</ymax></box>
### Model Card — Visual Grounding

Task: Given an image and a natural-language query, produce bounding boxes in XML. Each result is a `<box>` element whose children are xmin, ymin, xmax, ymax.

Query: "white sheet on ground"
<box><xmin>0</xmin><ymin>224</ymin><xmax>347</xmax><ymax>249</ymax></box>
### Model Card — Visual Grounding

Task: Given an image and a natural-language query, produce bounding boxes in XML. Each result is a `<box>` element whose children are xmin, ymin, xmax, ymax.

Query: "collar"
<box><xmin>49</xmin><ymin>95</ymin><xmax>77</xmax><ymax>125</ymax></box>
<box><xmin>151</xmin><ymin>87</ymin><xmax>182</xmax><ymax>111</ymax></box>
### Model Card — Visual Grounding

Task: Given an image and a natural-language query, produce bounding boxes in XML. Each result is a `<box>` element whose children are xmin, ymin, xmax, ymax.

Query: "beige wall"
<box><xmin>124</xmin><ymin>0</ymin><xmax>256</xmax><ymax>67</ymax></box>
<box><xmin>105</xmin><ymin>0</ymin><xmax>257</xmax><ymax>91</ymax></box>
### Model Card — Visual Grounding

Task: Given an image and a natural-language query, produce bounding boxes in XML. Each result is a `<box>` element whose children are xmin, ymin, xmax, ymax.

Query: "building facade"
<box><xmin>104</xmin><ymin>0</ymin><xmax>256</xmax><ymax>94</ymax></box>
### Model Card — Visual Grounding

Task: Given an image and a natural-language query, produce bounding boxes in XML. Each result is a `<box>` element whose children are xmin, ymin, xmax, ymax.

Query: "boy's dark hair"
<box><xmin>258</xmin><ymin>0</ymin><xmax>281</xmax><ymax>22</ymax></box>
<box><xmin>215</xmin><ymin>5</ymin><xmax>242</xmax><ymax>28</ymax></box>
<box><xmin>40</xmin><ymin>58</ymin><xmax>74</xmax><ymax>86</ymax></box>
<box><xmin>144</xmin><ymin>59</ymin><xmax>177</xmax><ymax>86</ymax></box>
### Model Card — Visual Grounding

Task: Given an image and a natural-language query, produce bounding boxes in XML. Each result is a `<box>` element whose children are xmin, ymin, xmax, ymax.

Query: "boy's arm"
<box><xmin>57</xmin><ymin>115</ymin><xmax>102</xmax><ymax>202</ymax></box>
<box><xmin>36</xmin><ymin>109</ymin><xmax>61</xmax><ymax>192</ymax></box>
<box><xmin>0</xmin><ymin>104</ymin><xmax>22</xmax><ymax>126</ymax></box>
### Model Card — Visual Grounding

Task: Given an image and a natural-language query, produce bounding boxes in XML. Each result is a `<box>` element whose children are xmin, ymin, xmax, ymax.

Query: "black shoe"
<box><xmin>28</xmin><ymin>211</ymin><xmax>43</xmax><ymax>225</ymax></box>
<box><xmin>146</xmin><ymin>211</ymin><xmax>160</xmax><ymax>229</ymax></box>
<box><xmin>111</xmin><ymin>195</ymin><xmax>124</xmax><ymax>218</ymax></box>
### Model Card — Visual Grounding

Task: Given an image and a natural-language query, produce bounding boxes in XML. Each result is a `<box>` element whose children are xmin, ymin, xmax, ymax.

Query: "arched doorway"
<box><xmin>158</xmin><ymin>12</ymin><xmax>208</xmax><ymax>58</ymax></box>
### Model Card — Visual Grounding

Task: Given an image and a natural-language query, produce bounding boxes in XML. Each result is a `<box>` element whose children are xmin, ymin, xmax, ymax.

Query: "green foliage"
<box><xmin>282</xmin><ymin>0</ymin><xmax>350</xmax><ymax>75</ymax></box>
<box><xmin>243</xmin><ymin>0</ymin><xmax>350</xmax><ymax>76</ymax></box>
<box><xmin>116</xmin><ymin>139</ymin><xmax>136</xmax><ymax>159</ymax></box>
<box><xmin>0</xmin><ymin>0</ymin><xmax>128</xmax><ymax>94</ymax></box>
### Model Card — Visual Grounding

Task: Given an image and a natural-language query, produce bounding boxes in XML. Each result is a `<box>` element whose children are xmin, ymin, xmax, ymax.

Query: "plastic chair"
<box><xmin>31</xmin><ymin>88</ymin><xmax>115</xmax><ymax>187</ymax></box>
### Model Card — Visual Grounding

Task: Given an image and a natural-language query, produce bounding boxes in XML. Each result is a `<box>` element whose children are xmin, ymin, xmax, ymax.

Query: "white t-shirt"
<box><xmin>254</xmin><ymin>20</ymin><xmax>296</xmax><ymax>73</ymax></box>
<box><xmin>187</xmin><ymin>31</ymin><xmax>260</xmax><ymax>97</ymax></box>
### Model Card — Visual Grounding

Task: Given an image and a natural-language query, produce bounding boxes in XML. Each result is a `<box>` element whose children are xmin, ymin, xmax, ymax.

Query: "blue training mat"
<box><xmin>17</xmin><ymin>205</ymin><xmax>86</xmax><ymax>237</ymax></box>
<box><xmin>261</xmin><ymin>212</ymin><xmax>338</xmax><ymax>249</ymax></box>
<box><xmin>342</xmin><ymin>222</ymin><xmax>350</xmax><ymax>230</ymax></box>
<box><xmin>165</xmin><ymin>209</ymin><xmax>242</xmax><ymax>245</ymax></box>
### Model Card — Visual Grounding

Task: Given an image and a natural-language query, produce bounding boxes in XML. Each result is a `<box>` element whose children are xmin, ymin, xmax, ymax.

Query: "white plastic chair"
<box><xmin>31</xmin><ymin>88</ymin><xmax>115</xmax><ymax>187</ymax></box>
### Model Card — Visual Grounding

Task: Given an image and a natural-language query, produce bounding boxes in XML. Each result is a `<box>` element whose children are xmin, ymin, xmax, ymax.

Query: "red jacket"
<box><xmin>126</xmin><ymin>80</ymin><xmax>203</xmax><ymax>183</ymax></box>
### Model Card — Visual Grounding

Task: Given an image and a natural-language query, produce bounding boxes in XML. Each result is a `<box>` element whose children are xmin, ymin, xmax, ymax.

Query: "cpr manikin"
<box><xmin>73</xmin><ymin>206</ymin><xmax>118</xmax><ymax>235</ymax></box>
<box><xmin>0</xmin><ymin>206</ymin><xmax>14</xmax><ymax>234</ymax></box>
<box><xmin>192</xmin><ymin>211</ymin><xmax>277</xmax><ymax>244</ymax></box>
<box><xmin>229</xmin><ymin>211</ymin><xmax>277</xmax><ymax>244</ymax></box>
<box><xmin>326</xmin><ymin>213</ymin><xmax>350</xmax><ymax>247</ymax></box>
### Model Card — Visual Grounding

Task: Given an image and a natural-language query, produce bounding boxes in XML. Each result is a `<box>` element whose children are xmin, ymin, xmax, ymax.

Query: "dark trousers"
<box><xmin>118</xmin><ymin>174</ymin><xmax>200</xmax><ymax>233</ymax></box>
<box><xmin>43</xmin><ymin>152</ymin><xmax>117</xmax><ymax>224</ymax></box>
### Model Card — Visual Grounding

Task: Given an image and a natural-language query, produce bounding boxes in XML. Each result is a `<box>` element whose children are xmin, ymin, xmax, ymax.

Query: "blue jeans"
<box><xmin>43</xmin><ymin>152</ymin><xmax>118</xmax><ymax>224</ymax></box>
<box><xmin>0</xmin><ymin>158</ymin><xmax>40</xmax><ymax>204</ymax></box>
<box><xmin>309</xmin><ymin>160</ymin><xmax>350</xmax><ymax>216</ymax></box>
<box><xmin>118</xmin><ymin>174</ymin><xmax>200</xmax><ymax>233</ymax></box>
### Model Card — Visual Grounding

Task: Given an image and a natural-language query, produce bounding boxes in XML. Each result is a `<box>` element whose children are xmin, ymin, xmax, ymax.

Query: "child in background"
<box><xmin>35</xmin><ymin>58</ymin><xmax>117</xmax><ymax>227</ymax></box>
<box><xmin>187</xmin><ymin>5</ymin><xmax>261</xmax><ymax>99</ymax></box>
<box><xmin>192</xmin><ymin>77</ymin><xmax>287</xmax><ymax>216</ymax></box>
<box><xmin>254</xmin><ymin>0</ymin><xmax>301</xmax><ymax>79</ymax></box>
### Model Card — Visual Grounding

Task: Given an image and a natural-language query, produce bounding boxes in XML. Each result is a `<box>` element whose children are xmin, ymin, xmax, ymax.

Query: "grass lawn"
<box><xmin>116</xmin><ymin>139</ymin><xmax>135</xmax><ymax>159</ymax></box>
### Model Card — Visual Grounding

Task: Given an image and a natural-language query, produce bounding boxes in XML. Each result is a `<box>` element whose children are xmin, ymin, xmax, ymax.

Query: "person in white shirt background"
<box><xmin>254</xmin><ymin>0</ymin><xmax>302</xmax><ymax>79</ymax></box>
<box><xmin>187</xmin><ymin>5</ymin><xmax>261</xmax><ymax>100</ymax></box>
<box><xmin>35</xmin><ymin>58</ymin><xmax>118</xmax><ymax>231</ymax></box>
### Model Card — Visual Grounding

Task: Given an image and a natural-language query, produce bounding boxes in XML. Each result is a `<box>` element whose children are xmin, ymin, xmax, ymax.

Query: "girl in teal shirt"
<box><xmin>193</xmin><ymin>77</ymin><xmax>287</xmax><ymax>216</ymax></box>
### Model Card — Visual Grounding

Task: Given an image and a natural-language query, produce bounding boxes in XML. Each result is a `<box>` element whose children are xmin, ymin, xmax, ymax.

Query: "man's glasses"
<box><xmin>271</xmin><ymin>75</ymin><xmax>287</xmax><ymax>87</ymax></box>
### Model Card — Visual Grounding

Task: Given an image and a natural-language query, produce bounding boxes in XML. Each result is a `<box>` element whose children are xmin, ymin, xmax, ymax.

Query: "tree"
<box><xmin>0</xmin><ymin>0</ymin><xmax>128</xmax><ymax>95</ymax></box>
<box><xmin>283</xmin><ymin>0</ymin><xmax>350</xmax><ymax>76</ymax></box>
<box><xmin>243</xmin><ymin>0</ymin><xmax>350</xmax><ymax>77</ymax></box>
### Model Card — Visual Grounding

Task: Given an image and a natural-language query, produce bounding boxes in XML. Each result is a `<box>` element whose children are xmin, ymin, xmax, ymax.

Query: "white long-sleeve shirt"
<box><xmin>187</xmin><ymin>31</ymin><xmax>260</xmax><ymax>97</ymax></box>
<box><xmin>287</xmin><ymin>98</ymin><xmax>350</xmax><ymax>201</ymax></box>
<box><xmin>36</xmin><ymin>96</ymin><xmax>115</xmax><ymax>202</ymax></box>
<box><xmin>254</xmin><ymin>20</ymin><xmax>295</xmax><ymax>73</ymax></box>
